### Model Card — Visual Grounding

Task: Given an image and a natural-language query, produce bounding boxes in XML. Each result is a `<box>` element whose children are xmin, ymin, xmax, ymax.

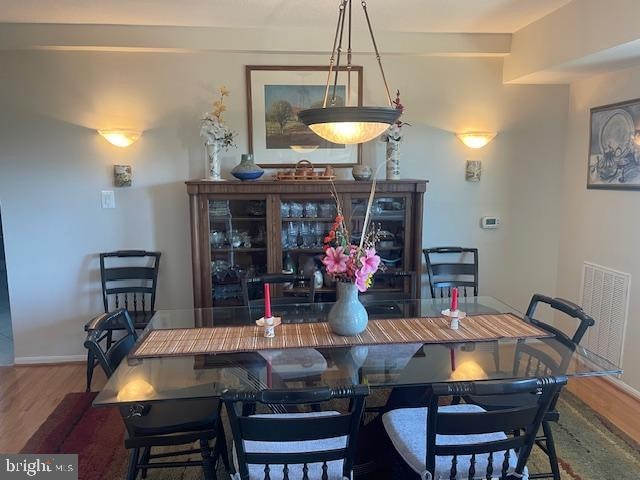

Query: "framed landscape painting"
<box><xmin>588</xmin><ymin>98</ymin><xmax>640</xmax><ymax>190</ymax></box>
<box><xmin>246</xmin><ymin>65</ymin><xmax>363</xmax><ymax>168</ymax></box>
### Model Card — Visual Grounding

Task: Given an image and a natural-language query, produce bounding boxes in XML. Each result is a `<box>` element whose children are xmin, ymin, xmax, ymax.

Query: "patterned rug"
<box><xmin>20</xmin><ymin>389</ymin><xmax>640</xmax><ymax>479</ymax></box>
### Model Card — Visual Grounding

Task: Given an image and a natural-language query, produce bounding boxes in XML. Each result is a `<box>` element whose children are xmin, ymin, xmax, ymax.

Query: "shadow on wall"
<box><xmin>148</xmin><ymin>181</ymin><xmax>195</xmax><ymax>310</ymax></box>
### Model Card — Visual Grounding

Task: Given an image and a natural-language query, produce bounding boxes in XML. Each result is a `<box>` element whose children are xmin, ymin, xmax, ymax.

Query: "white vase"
<box><xmin>386</xmin><ymin>141</ymin><xmax>400</xmax><ymax>180</ymax></box>
<box><xmin>205</xmin><ymin>142</ymin><xmax>222</xmax><ymax>181</ymax></box>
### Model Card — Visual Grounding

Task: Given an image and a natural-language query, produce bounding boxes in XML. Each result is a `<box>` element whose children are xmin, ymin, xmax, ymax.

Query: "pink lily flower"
<box><xmin>322</xmin><ymin>246</ymin><xmax>349</xmax><ymax>274</ymax></box>
<box><xmin>359</xmin><ymin>248</ymin><xmax>381</xmax><ymax>275</ymax></box>
<box><xmin>355</xmin><ymin>268</ymin><xmax>370</xmax><ymax>292</ymax></box>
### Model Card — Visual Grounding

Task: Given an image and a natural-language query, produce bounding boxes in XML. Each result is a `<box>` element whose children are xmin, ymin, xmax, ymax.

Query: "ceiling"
<box><xmin>0</xmin><ymin>0</ymin><xmax>572</xmax><ymax>33</ymax></box>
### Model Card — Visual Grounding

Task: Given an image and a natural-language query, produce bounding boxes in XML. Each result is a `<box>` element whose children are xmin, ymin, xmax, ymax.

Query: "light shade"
<box><xmin>98</xmin><ymin>129</ymin><xmax>142</xmax><ymax>148</ymax></box>
<box><xmin>117</xmin><ymin>378</ymin><xmax>155</xmax><ymax>401</ymax></box>
<box><xmin>456</xmin><ymin>131</ymin><xmax>497</xmax><ymax>149</ymax></box>
<box><xmin>298</xmin><ymin>106</ymin><xmax>401</xmax><ymax>145</ymax></box>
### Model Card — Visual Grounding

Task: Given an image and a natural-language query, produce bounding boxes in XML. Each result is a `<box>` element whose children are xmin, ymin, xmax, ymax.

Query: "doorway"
<box><xmin>0</xmin><ymin>209</ymin><xmax>13</xmax><ymax>365</ymax></box>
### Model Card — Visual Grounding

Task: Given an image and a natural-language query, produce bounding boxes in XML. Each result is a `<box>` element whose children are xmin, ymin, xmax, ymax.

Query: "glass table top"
<box><xmin>94</xmin><ymin>296</ymin><xmax>622</xmax><ymax>406</ymax></box>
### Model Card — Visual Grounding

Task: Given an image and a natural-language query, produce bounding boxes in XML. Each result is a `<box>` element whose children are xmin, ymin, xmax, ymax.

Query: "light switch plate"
<box><xmin>101</xmin><ymin>190</ymin><xmax>115</xmax><ymax>209</ymax></box>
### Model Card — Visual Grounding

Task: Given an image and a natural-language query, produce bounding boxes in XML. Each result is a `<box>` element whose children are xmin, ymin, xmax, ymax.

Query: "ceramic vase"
<box><xmin>205</xmin><ymin>142</ymin><xmax>222</xmax><ymax>181</ymax></box>
<box><xmin>231</xmin><ymin>153</ymin><xmax>264</xmax><ymax>181</ymax></box>
<box><xmin>386</xmin><ymin>141</ymin><xmax>400</xmax><ymax>180</ymax></box>
<box><xmin>352</xmin><ymin>164</ymin><xmax>373</xmax><ymax>181</ymax></box>
<box><xmin>328</xmin><ymin>282</ymin><xmax>368</xmax><ymax>336</ymax></box>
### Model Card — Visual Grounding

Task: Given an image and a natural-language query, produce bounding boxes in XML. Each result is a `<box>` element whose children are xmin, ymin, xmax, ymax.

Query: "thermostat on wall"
<box><xmin>481</xmin><ymin>216</ymin><xmax>500</xmax><ymax>229</ymax></box>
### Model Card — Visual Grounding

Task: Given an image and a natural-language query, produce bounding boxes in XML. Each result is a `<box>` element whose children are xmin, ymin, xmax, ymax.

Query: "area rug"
<box><xmin>20</xmin><ymin>390</ymin><xmax>640</xmax><ymax>480</ymax></box>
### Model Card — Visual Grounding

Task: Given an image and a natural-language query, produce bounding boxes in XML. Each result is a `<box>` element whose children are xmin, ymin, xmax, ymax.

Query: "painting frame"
<box><xmin>246</xmin><ymin>65</ymin><xmax>363</xmax><ymax>168</ymax></box>
<box><xmin>588</xmin><ymin>98</ymin><xmax>640</xmax><ymax>191</ymax></box>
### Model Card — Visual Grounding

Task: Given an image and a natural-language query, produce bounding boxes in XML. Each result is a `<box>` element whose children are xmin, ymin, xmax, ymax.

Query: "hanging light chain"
<box><xmin>346</xmin><ymin>0</ymin><xmax>353</xmax><ymax>106</ymax></box>
<box><xmin>322</xmin><ymin>0</ymin><xmax>347</xmax><ymax>108</ymax></box>
<box><xmin>330</xmin><ymin>0</ymin><xmax>349</xmax><ymax>107</ymax></box>
<box><xmin>361</xmin><ymin>0</ymin><xmax>393</xmax><ymax>106</ymax></box>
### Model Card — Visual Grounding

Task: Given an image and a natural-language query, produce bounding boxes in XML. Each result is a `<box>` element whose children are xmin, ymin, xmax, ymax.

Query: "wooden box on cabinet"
<box><xmin>186</xmin><ymin>179</ymin><xmax>427</xmax><ymax>308</ymax></box>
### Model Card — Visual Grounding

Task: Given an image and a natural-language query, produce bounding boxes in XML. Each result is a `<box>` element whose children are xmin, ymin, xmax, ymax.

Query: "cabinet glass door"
<box><xmin>280</xmin><ymin>198</ymin><xmax>336</xmax><ymax>300</ymax></box>
<box><xmin>209</xmin><ymin>199</ymin><xmax>267</xmax><ymax>306</ymax></box>
<box><xmin>351</xmin><ymin>195</ymin><xmax>407</xmax><ymax>295</ymax></box>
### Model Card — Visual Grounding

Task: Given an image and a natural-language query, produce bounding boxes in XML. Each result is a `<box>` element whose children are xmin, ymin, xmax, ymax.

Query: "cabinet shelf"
<box><xmin>284</xmin><ymin>248</ymin><xmax>325</xmax><ymax>254</ymax></box>
<box><xmin>210</xmin><ymin>216</ymin><xmax>265</xmax><ymax>222</ymax></box>
<box><xmin>211</xmin><ymin>247</ymin><xmax>267</xmax><ymax>253</ymax></box>
<box><xmin>282</xmin><ymin>217</ymin><xmax>335</xmax><ymax>222</ymax></box>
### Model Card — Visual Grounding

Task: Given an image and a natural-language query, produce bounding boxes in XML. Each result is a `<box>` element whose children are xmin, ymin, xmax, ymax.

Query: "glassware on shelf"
<box><xmin>241</xmin><ymin>231</ymin><xmax>252</xmax><ymax>248</ymax></box>
<box><xmin>229</xmin><ymin>230</ymin><xmax>242</xmax><ymax>248</ymax></box>
<box><xmin>302</xmin><ymin>233</ymin><xmax>315</xmax><ymax>249</ymax></box>
<box><xmin>287</xmin><ymin>222</ymin><xmax>300</xmax><ymax>247</ymax></box>
<box><xmin>281</xmin><ymin>202</ymin><xmax>291</xmax><ymax>218</ymax></box>
<box><xmin>247</xmin><ymin>200</ymin><xmax>266</xmax><ymax>216</ymax></box>
<box><xmin>281</xmin><ymin>228</ymin><xmax>288</xmax><ymax>248</ymax></box>
<box><xmin>319</xmin><ymin>203</ymin><xmax>336</xmax><ymax>218</ymax></box>
<box><xmin>289</xmin><ymin>202</ymin><xmax>304</xmax><ymax>218</ymax></box>
<box><xmin>210</xmin><ymin>230</ymin><xmax>226</xmax><ymax>248</ymax></box>
<box><xmin>303</xmin><ymin>202</ymin><xmax>318</xmax><ymax>218</ymax></box>
<box><xmin>283</xmin><ymin>252</ymin><xmax>296</xmax><ymax>274</ymax></box>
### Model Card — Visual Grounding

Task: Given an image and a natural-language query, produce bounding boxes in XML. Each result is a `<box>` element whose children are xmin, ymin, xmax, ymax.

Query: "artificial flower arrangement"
<box><xmin>200</xmin><ymin>86</ymin><xmax>237</xmax><ymax>149</ymax></box>
<box><xmin>381</xmin><ymin>89</ymin><xmax>410</xmax><ymax>144</ymax></box>
<box><xmin>322</xmin><ymin>184</ymin><xmax>383</xmax><ymax>292</ymax></box>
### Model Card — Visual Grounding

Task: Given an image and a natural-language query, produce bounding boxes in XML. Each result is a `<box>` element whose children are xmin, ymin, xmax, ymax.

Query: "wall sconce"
<box><xmin>98</xmin><ymin>129</ymin><xmax>142</xmax><ymax>148</ymax></box>
<box><xmin>456</xmin><ymin>131</ymin><xmax>497</xmax><ymax>149</ymax></box>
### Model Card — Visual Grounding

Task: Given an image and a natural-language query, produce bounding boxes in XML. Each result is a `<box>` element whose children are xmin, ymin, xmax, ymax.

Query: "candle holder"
<box><xmin>256</xmin><ymin>317</ymin><xmax>282</xmax><ymax>338</ymax></box>
<box><xmin>441</xmin><ymin>309</ymin><xmax>466</xmax><ymax>330</ymax></box>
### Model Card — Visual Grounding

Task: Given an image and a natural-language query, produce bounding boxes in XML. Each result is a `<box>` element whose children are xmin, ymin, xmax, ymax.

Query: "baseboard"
<box><xmin>14</xmin><ymin>354</ymin><xmax>86</xmax><ymax>365</ymax></box>
<box><xmin>605</xmin><ymin>375</ymin><xmax>640</xmax><ymax>401</ymax></box>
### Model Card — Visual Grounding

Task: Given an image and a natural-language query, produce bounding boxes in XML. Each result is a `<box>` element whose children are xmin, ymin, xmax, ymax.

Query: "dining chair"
<box><xmin>85</xmin><ymin>250</ymin><xmax>161</xmax><ymax>391</ymax></box>
<box><xmin>222</xmin><ymin>384</ymin><xmax>370</xmax><ymax>480</ymax></box>
<box><xmin>360</xmin><ymin>270</ymin><xmax>418</xmax><ymax>317</ymax></box>
<box><xmin>100</xmin><ymin>250</ymin><xmax>161</xmax><ymax>328</ymax></box>
<box><xmin>382</xmin><ymin>376</ymin><xmax>567</xmax><ymax>480</ymax></box>
<box><xmin>466</xmin><ymin>294</ymin><xmax>595</xmax><ymax>480</ymax></box>
<box><xmin>241</xmin><ymin>273</ymin><xmax>316</xmax><ymax>308</ymax></box>
<box><xmin>84</xmin><ymin>309</ymin><xmax>231</xmax><ymax>480</ymax></box>
<box><xmin>423</xmin><ymin>247</ymin><xmax>478</xmax><ymax>298</ymax></box>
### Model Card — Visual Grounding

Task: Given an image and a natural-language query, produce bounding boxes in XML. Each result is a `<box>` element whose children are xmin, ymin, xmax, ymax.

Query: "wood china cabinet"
<box><xmin>186</xmin><ymin>179</ymin><xmax>427</xmax><ymax>308</ymax></box>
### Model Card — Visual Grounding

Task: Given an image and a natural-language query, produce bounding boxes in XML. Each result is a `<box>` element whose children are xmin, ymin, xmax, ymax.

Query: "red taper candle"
<box><xmin>451</xmin><ymin>287</ymin><xmax>458</xmax><ymax>312</ymax></box>
<box><xmin>264</xmin><ymin>283</ymin><xmax>272</xmax><ymax>319</ymax></box>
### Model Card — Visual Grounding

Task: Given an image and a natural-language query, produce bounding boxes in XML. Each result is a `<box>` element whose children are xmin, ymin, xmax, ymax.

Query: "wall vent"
<box><xmin>579</xmin><ymin>262</ymin><xmax>631</xmax><ymax>368</ymax></box>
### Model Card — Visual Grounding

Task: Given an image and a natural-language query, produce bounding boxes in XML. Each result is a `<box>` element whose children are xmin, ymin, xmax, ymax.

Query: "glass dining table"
<box><xmin>94</xmin><ymin>296</ymin><xmax>622</xmax><ymax>407</ymax></box>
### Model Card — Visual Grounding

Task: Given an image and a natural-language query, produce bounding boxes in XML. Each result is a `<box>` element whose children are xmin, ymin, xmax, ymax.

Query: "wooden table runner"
<box><xmin>130</xmin><ymin>314</ymin><xmax>550</xmax><ymax>359</ymax></box>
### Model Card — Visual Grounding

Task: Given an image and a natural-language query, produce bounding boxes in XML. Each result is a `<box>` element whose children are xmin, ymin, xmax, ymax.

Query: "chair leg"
<box><xmin>85</xmin><ymin>351</ymin><xmax>94</xmax><ymax>392</ymax></box>
<box><xmin>126</xmin><ymin>447</ymin><xmax>140</xmax><ymax>480</ymax></box>
<box><xmin>140</xmin><ymin>447</ymin><xmax>151</xmax><ymax>479</ymax></box>
<box><xmin>215</xmin><ymin>421</ymin><xmax>232</xmax><ymax>475</ymax></box>
<box><xmin>200</xmin><ymin>438</ymin><xmax>217</xmax><ymax>480</ymax></box>
<box><xmin>542</xmin><ymin>421</ymin><xmax>562</xmax><ymax>480</ymax></box>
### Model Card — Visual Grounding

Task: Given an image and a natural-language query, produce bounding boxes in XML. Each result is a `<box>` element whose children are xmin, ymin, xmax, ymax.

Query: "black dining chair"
<box><xmin>423</xmin><ymin>247</ymin><xmax>478</xmax><ymax>298</ymax></box>
<box><xmin>85</xmin><ymin>250</ymin><xmax>161</xmax><ymax>391</ymax></box>
<box><xmin>84</xmin><ymin>309</ymin><xmax>231</xmax><ymax>480</ymax></box>
<box><xmin>466</xmin><ymin>294</ymin><xmax>595</xmax><ymax>480</ymax></box>
<box><xmin>222</xmin><ymin>384</ymin><xmax>369</xmax><ymax>480</ymax></box>
<box><xmin>241</xmin><ymin>273</ymin><xmax>316</xmax><ymax>308</ymax></box>
<box><xmin>100</xmin><ymin>250</ymin><xmax>161</xmax><ymax>328</ymax></box>
<box><xmin>360</xmin><ymin>270</ymin><xmax>418</xmax><ymax>317</ymax></box>
<box><xmin>383</xmin><ymin>376</ymin><xmax>567</xmax><ymax>480</ymax></box>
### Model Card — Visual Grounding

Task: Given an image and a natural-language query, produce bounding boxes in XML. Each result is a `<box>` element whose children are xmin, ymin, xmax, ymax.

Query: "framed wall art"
<box><xmin>246</xmin><ymin>65</ymin><xmax>363</xmax><ymax>168</ymax></box>
<box><xmin>588</xmin><ymin>98</ymin><xmax>640</xmax><ymax>190</ymax></box>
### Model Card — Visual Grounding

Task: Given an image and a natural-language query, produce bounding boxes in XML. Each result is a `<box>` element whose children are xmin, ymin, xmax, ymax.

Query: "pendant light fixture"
<box><xmin>297</xmin><ymin>0</ymin><xmax>401</xmax><ymax>145</ymax></box>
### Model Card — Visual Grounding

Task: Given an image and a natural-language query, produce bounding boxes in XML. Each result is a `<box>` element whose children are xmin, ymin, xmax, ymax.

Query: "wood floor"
<box><xmin>0</xmin><ymin>363</ymin><xmax>638</xmax><ymax>454</ymax></box>
<box><xmin>0</xmin><ymin>363</ymin><xmax>106</xmax><ymax>453</ymax></box>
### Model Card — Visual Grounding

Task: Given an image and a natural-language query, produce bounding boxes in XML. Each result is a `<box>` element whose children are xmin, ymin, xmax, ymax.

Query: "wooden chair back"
<box><xmin>241</xmin><ymin>273</ymin><xmax>316</xmax><ymax>308</ymax></box>
<box><xmin>84</xmin><ymin>309</ymin><xmax>137</xmax><ymax>377</ymax></box>
<box><xmin>427</xmin><ymin>376</ymin><xmax>567</xmax><ymax>479</ymax></box>
<box><xmin>100</xmin><ymin>250</ymin><xmax>161</xmax><ymax>314</ymax></box>
<box><xmin>526</xmin><ymin>294</ymin><xmax>595</xmax><ymax>347</ymax></box>
<box><xmin>223</xmin><ymin>385</ymin><xmax>369</xmax><ymax>480</ymax></box>
<box><xmin>423</xmin><ymin>247</ymin><xmax>478</xmax><ymax>298</ymax></box>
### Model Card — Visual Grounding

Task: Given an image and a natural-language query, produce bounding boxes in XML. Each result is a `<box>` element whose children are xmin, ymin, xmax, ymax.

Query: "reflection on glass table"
<box><xmin>94</xmin><ymin>297</ymin><xmax>622</xmax><ymax>407</ymax></box>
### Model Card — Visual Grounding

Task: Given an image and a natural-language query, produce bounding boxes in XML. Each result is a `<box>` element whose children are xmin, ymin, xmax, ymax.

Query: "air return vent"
<box><xmin>579</xmin><ymin>262</ymin><xmax>630</xmax><ymax>368</ymax></box>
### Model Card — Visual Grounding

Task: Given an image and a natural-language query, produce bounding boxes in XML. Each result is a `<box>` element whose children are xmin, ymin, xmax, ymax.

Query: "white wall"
<box><xmin>0</xmin><ymin>50</ymin><xmax>567</xmax><ymax>361</ymax></box>
<box><xmin>558</xmin><ymin>64</ymin><xmax>640</xmax><ymax>391</ymax></box>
